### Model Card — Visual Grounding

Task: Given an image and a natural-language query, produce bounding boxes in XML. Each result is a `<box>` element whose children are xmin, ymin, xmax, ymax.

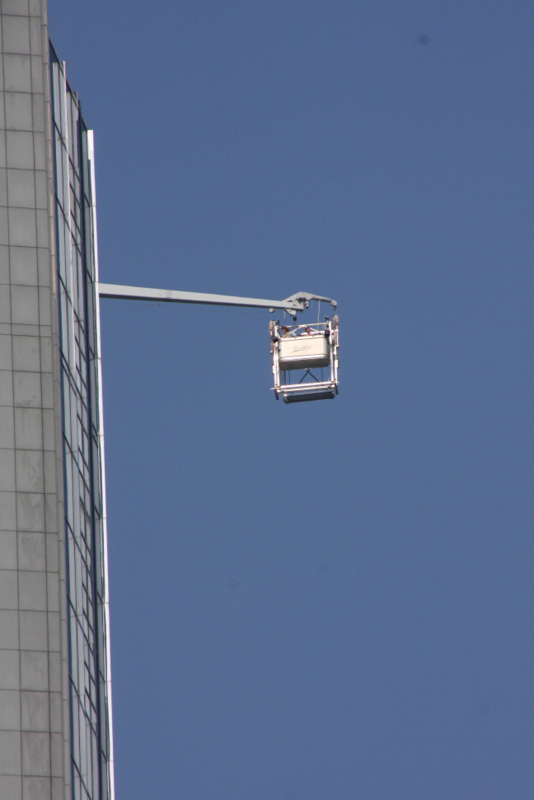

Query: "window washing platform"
<box><xmin>270</xmin><ymin>318</ymin><xmax>340</xmax><ymax>404</ymax></box>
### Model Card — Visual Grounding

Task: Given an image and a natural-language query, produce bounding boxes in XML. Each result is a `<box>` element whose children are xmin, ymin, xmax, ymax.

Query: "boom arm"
<box><xmin>97</xmin><ymin>284</ymin><xmax>337</xmax><ymax>314</ymax></box>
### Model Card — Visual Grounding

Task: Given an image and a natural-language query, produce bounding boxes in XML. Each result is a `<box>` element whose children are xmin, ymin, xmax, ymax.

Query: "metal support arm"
<box><xmin>97</xmin><ymin>283</ymin><xmax>337</xmax><ymax>314</ymax></box>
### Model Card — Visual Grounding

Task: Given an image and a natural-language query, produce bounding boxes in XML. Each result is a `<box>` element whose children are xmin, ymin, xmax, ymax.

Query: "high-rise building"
<box><xmin>0</xmin><ymin>3</ymin><xmax>114</xmax><ymax>799</ymax></box>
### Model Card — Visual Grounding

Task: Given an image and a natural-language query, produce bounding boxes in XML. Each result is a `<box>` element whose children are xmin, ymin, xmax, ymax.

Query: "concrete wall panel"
<box><xmin>0</xmin><ymin>530</ymin><xmax>17</xmax><ymax>568</ymax></box>
<box><xmin>0</xmin><ymin>648</ymin><xmax>20</xmax><ymax>689</ymax></box>
<box><xmin>4</xmin><ymin>54</ymin><xmax>32</xmax><ymax>93</ymax></box>
<box><xmin>0</xmin><ymin>569</ymin><xmax>18</xmax><ymax>608</ymax></box>
<box><xmin>9</xmin><ymin>246</ymin><xmax>39</xmax><ymax>286</ymax></box>
<box><xmin>0</xmin><ymin>609</ymin><xmax>20</xmax><ymax>647</ymax></box>
<box><xmin>18</xmin><ymin>531</ymin><xmax>45</xmax><ymax>571</ymax></box>
<box><xmin>21</xmin><ymin>691</ymin><xmax>49</xmax><ymax>731</ymax></box>
<box><xmin>2</xmin><ymin>17</ymin><xmax>31</xmax><ymax>56</ymax></box>
<box><xmin>20</xmin><ymin>651</ymin><xmax>47</xmax><ymax>691</ymax></box>
<box><xmin>6</xmin><ymin>130</ymin><xmax>34</xmax><ymax>169</ymax></box>
<box><xmin>0</xmin><ymin>688</ymin><xmax>21</xmax><ymax>729</ymax></box>
<box><xmin>0</xmin><ymin>730</ymin><xmax>22</xmax><ymax>774</ymax></box>
<box><xmin>0</xmin><ymin>774</ymin><xmax>22</xmax><ymax>800</ymax></box>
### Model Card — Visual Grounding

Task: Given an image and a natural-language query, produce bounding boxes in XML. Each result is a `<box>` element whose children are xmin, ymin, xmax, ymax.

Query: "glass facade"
<box><xmin>49</xmin><ymin>46</ymin><xmax>113</xmax><ymax>800</ymax></box>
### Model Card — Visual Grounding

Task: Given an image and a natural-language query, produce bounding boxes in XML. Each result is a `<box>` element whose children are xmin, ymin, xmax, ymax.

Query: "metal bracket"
<box><xmin>281</xmin><ymin>291</ymin><xmax>338</xmax><ymax>310</ymax></box>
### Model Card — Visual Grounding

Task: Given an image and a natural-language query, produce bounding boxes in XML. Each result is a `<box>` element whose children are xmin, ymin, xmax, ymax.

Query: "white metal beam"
<box><xmin>97</xmin><ymin>283</ymin><xmax>336</xmax><ymax>313</ymax></box>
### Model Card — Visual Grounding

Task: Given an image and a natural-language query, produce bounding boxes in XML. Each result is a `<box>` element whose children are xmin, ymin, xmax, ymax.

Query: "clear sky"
<box><xmin>49</xmin><ymin>2</ymin><xmax>533</xmax><ymax>798</ymax></box>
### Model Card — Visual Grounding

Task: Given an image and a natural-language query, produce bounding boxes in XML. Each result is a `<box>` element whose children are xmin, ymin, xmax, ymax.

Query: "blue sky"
<box><xmin>50</xmin><ymin>2</ymin><xmax>533</xmax><ymax>798</ymax></box>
